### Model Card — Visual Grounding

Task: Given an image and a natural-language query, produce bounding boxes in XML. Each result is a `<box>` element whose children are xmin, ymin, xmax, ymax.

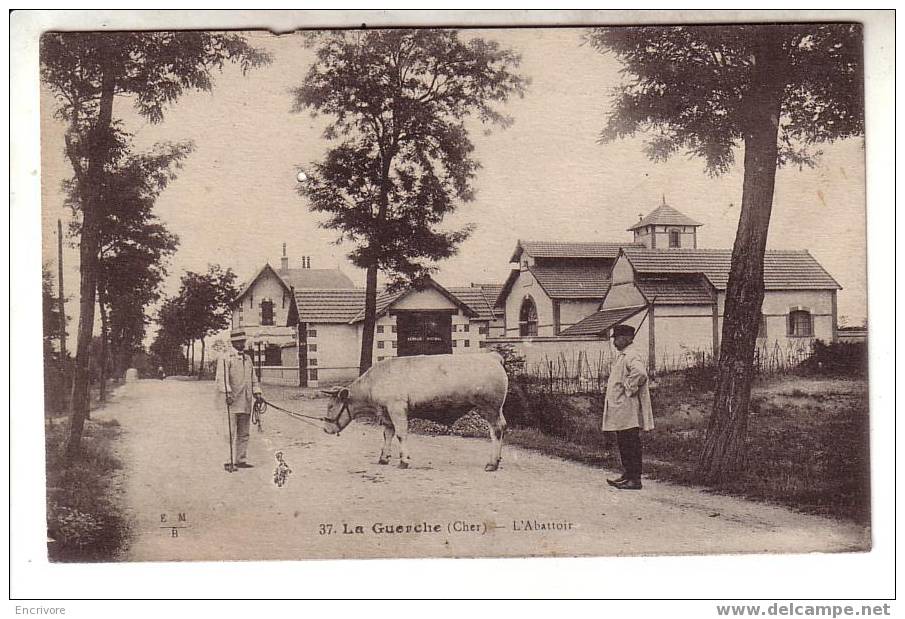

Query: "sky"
<box><xmin>40</xmin><ymin>27</ymin><xmax>869</xmax><ymax>350</ymax></box>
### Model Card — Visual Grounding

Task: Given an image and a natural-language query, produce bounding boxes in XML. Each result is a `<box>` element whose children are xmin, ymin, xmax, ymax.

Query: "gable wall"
<box><xmin>233</xmin><ymin>270</ymin><xmax>292</xmax><ymax>328</ymax></box>
<box><xmin>651</xmin><ymin>304</ymin><xmax>714</xmax><ymax>371</ymax></box>
<box><xmin>557</xmin><ymin>299</ymin><xmax>602</xmax><ymax>334</ymax></box>
<box><xmin>611</xmin><ymin>255</ymin><xmax>635</xmax><ymax>285</ymax></box>
<box><xmin>392</xmin><ymin>287</ymin><xmax>458</xmax><ymax>311</ymax></box>
<box><xmin>503</xmin><ymin>268</ymin><xmax>555</xmax><ymax>337</ymax></box>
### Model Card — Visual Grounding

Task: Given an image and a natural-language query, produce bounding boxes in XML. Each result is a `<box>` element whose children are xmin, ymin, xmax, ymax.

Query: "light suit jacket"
<box><xmin>602</xmin><ymin>344</ymin><xmax>654</xmax><ymax>432</ymax></box>
<box><xmin>217</xmin><ymin>354</ymin><xmax>262</xmax><ymax>415</ymax></box>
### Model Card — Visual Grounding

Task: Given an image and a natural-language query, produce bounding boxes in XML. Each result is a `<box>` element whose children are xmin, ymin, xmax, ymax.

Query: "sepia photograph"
<box><xmin>9</xmin><ymin>8</ymin><xmax>896</xmax><ymax>603</ymax></box>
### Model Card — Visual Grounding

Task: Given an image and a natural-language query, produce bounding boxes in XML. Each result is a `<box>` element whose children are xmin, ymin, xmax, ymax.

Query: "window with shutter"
<box><xmin>261</xmin><ymin>300</ymin><xmax>275</xmax><ymax>326</ymax></box>
<box><xmin>788</xmin><ymin>310</ymin><xmax>813</xmax><ymax>337</ymax></box>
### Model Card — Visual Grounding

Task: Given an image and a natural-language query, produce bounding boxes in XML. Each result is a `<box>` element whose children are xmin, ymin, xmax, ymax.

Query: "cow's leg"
<box><xmin>386</xmin><ymin>404</ymin><xmax>410</xmax><ymax>469</ymax></box>
<box><xmin>378</xmin><ymin>421</ymin><xmax>395</xmax><ymax>465</ymax></box>
<box><xmin>484</xmin><ymin>408</ymin><xmax>507</xmax><ymax>472</ymax></box>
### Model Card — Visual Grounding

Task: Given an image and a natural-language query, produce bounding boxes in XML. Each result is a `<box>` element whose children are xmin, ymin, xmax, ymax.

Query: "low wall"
<box><xmin>259</xmin><ymin>366</ymin><xmax>301</xmax><ymax>387</ymax></box>
<box><xmin>259</xmin><ymin>364</ymin><xmax>360</xmax><ymax>388</ymax></box>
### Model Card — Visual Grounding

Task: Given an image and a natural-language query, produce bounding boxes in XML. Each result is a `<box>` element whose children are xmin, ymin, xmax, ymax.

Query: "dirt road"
<box><xmin>99</xmin><ymin>379</ymin><xmax>868</xmax><ymax>561</ymax></box>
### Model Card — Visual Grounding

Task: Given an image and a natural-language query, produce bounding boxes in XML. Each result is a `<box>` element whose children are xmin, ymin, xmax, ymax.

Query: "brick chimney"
<box><xmin>280</xmin><ymin>243</ymin><xmax>289</xmax><ymax>273</ymax></box>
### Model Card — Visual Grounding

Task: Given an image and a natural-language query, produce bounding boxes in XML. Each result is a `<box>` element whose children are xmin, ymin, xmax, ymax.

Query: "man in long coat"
<box><xmin>217</xmin><ymin>346</ymin><xmax>264</xmax><ymax>469</ymax></box>
<box><xmin>602</xmin><ymin>323</ymin><xmax>654</xmax><ymax>490</ymax></box>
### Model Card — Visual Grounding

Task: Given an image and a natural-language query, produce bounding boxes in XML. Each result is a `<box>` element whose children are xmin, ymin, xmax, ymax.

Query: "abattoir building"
<box><xmin>493</xmin><ymin>201</ymin><xmax>840</xmax><ymax>372</ymax></box>
<box><xmin>230</xmin><ymin>202</ymin><xmax>841</xmax><ymax>384</ymax></box>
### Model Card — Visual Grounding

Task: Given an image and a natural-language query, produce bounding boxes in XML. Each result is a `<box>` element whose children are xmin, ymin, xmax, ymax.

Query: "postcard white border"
<box><xmin>8</xmin><ymin>9</ymin><xmax>897</xmax><ymax>607</ymax></box>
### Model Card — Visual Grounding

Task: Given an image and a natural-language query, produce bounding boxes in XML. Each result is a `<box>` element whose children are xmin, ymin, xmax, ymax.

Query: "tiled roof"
<box><xmin>345</xmin><ymin>290</ymin><xmax>404</xmax><ymax>323</ymax></box>
<box><xmin>622</xmin><ymin>248</ymin><xmax>841</xmax><ymax>290</ymax></box>
<box><xmin>511</xmin><ymin>240</ymin><xmax>641</xmax><ymax>262</ymax></box>
<box><xmin>530</xmin><ymin>264</ymin><xmax>612</xmax><ymax>299</ymax></box>
<box><xmin>470</xmin><ymin>283</ymin><xmax>504</xmax><ymax>308</ymax></box>
<box><xmin>281</xmin><ymin>268</ymin><xmax>355</xmax><ymax>289</ymax></box>
<box><xmin>236</xmin><ymin>264</ymin><xmax>354</xmax><ymax>302</ymax></box>
<box><xmin>349</xmin><ymin>278</ymin><xmax>478</xmax><ymax>323</ymax></box>
<box><xmin>560</xmin><ymin>305</ymin><xmax>647</xmax><ymax>337</ymax></box>
<box><xmin>294</xmin><ymin>289</ymin><xmax>367</xmax><ymax>323</ymax></box>
<box><xmin>627</xmin><ymin>204</ymin><xmax>702</xmax><ymax>231</ymax></box>
<box><xmin>294</xmin><ymin>282</ymin><xmax>499</xmax><ymax>325</ymax></box>
<box><xmin>635</xmin><ymin>275</ymin><xmax>714</xmax><ymax>305</ymax></box>
<box><xmin>447</xmin><ymin>286</ymin><xmax>502</xmax><ymax>321</ymax></box>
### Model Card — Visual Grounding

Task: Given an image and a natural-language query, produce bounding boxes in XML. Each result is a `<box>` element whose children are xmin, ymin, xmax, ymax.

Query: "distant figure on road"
<box><xmin>602</xmin><ymin>324</ymin><xmax>654</xmax><ymax>490</ymax></box>
<box><xmin>216</xmin><ymin>345</ymin><xmax>264</xmax><ymax>469</ymax></box>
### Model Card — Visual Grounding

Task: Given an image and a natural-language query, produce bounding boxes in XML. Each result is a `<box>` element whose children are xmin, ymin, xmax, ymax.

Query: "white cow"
<box><xmin>323</xmin><ymin>353</ymin><xmax>509</xmax><ymax>471</ymax></box>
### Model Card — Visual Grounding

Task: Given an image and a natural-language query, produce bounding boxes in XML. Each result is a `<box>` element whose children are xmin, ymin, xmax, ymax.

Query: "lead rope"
<box><xmin>259</xmin><ymin>398</ymin><xmax>332</xmax><ymax>430</ymax></box>
<box><xmin>250</xmin><ymin>355</ymin><xmax>268</xmax><ymax>432</ymax></box>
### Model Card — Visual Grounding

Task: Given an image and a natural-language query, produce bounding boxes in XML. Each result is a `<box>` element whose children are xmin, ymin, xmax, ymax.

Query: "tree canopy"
<box><xmin>292</xmin><ymin>29</ymin><xmax>528</xmax><ymax>282</ymax></box>
<box><xmin>586</xmin><ymin>24</ymin><xmax>863</xmax><ymax>174</ymax></box>
<box><xmin>64</xmin><ymin>138</ymin><xmax>188</xmax><ymax>374</ymax></box>
<box><xmin>152</xmin><ymin>265</ymin><xmax>238</xmax><ymax>377</ymax></box>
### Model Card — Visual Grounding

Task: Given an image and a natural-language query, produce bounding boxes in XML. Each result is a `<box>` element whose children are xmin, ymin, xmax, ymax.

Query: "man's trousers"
<box><xmin>230</xmin><ymin>413</ymin><xmax>251</xmax><ymax>464</ymax></box>
<box><xmin>615</xmin><ymin>427</ymin><xmax>642</xmax><ymax>481</ymax></box>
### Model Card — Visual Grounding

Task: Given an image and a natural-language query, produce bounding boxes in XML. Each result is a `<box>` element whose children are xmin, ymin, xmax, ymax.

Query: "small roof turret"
<box><xmin>628</xmin><ymin>199</ymin><xmax>702</xmax><ymax>232</ymax></box>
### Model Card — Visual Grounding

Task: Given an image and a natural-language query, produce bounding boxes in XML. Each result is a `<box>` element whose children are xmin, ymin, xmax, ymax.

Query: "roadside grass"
<box><xmin>640</xmin><ymin>377</ymin><xmax>870</xmax><ymax>523</ymax></box>
<box><xmin>45</xmin><ymin>404</ymin><xmax>129</xmax><ymax>562</ymax></box>
<box><xmin>507</xmin><ymin>376</ymin><xmax>870</xmax><ymax>524</ymax></box>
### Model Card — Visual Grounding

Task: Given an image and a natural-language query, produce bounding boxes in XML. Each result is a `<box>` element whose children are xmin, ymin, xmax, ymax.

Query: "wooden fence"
<box><xmin>517</xmin><ymin>339</ymin><xmax>818</xmax><ymax>395</ymax></box>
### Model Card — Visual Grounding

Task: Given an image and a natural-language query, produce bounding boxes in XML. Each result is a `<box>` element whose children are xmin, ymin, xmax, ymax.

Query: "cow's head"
<box><xmin>322</xmin><ymin>386</ymin><xmax>353</xmax><ymax>434</ymax></box>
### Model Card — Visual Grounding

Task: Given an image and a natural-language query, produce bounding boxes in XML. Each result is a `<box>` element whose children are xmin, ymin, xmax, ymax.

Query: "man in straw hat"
<box><xmin>217</xmin><ymin>341</ymin><xmax>265</xmax><ymax>470</ymax></box>
<box><xmin>603</xmin><ymin>323</ymin><xmax>654</xmax><ymax>490</ymax></box>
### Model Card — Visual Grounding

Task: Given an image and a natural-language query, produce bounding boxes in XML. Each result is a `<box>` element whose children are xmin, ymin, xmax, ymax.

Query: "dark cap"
<box><xmin>612</xmin><ymin>324</ymin><xmax>636</xmax><ymax>338</ymax></box>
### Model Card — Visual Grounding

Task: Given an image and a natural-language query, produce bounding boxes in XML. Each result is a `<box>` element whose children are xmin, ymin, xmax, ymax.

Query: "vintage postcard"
<box><xmin>25</xmin><ymin>11</ymin><xmax>883</xmax><ymax>580</ymax></box>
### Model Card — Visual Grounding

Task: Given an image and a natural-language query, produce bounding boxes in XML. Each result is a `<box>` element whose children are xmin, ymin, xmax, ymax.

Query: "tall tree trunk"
<box><xmin>190</xmin><ymin>339</ymin><xmax>195</xmax><ymax>376</ymax></box>
<box><xmin>359</xmin><ymin>263</ymin><xmax>379</xmax><ymax>375</ymax></box>
<box><xmin>66</xmin><ymin>58</ymin><xmax>115</xmax><ymax>459</ymax></box>
<box><xmin>57</xmin><ymin>219</ymin><xmax>67</xmax><ymax>362</ymax></box>
<box><xmin>697</xmin><ymin>36</ymin><xmax>785</xmax><ymax>483</ymax></box>
<box><xmin>198</xmin><ymin>338</ymin><xmax>206</xmax><ymax>380</ymax></box>
<box><xmin>57</xmin><ymin>219</ymin><xmax>68</xmax><ymax>407</ymax></box>
<box><xmin>358</xmin><ymin>150</ymin><xmax>394</xmax><ymax>376</ymax></box>
<box><xmin>98</xmin><ymin>298</ymin><xmax>109</xmax><ymax>404</ymax></box>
